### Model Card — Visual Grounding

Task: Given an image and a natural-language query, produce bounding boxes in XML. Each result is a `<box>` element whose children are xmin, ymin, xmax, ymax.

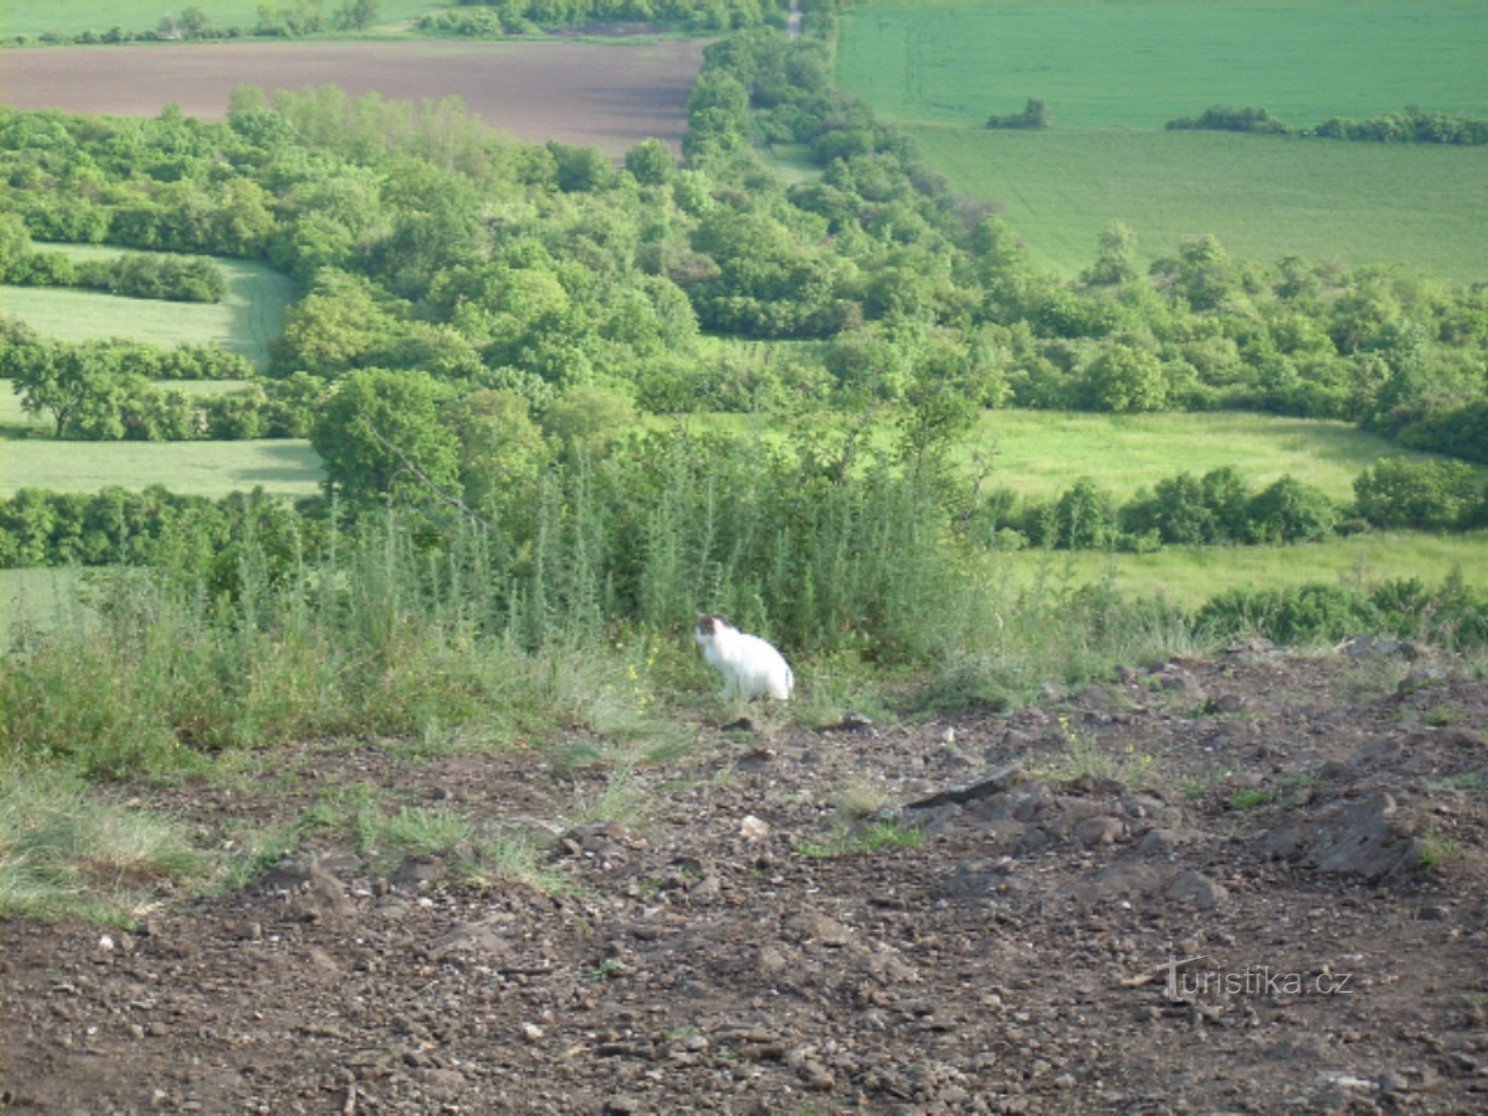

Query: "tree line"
<box><xmin>0</xmin><ymin>215</ymin><xmax>226</xmax><ymax>301</ymax></box>
<box><xmin>1166</xmin><ymin>103</ymin><xmax>1488</xmax><ymax>145</ymax></box>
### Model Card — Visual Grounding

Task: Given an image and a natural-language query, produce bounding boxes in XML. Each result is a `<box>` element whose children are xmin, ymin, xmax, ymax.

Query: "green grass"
<box><xmin>838</xmin><ymin>1</ymin><xmax>1488</xmax><ymax>282</ymax></box>
<box><xmin>680</xmin><ymin>408</ymin><xmax>1472</xmax><ymax>503</ymax></box>
<box><xmin>0</xmin><ymin>769</ymin><xmax>212</xmax><ymax>925</ymax></box>
<box><xmin>1</xmin><ymin>0</ymin><xmax>446</xmax><ymax>38</ymax></box>
<box><xmin>839</xmin><ymin>1</ymin><xmax>1488</xmax><ymax>129</ymax></box>
<box><xmin>1000</xmin><ymin>531</ymin><xmax>1488</xmax><ymax>606</ymax></box>
<box><xmin>962</xmin><ymin>409</ymin><xmax>1474</xmax><ymax>502</ymax></box>
<box><xmin>765</xmin><ymin>142</ymin><xmax>824</xmax><ymax>184</ymax></box>
<box><xmin>906</xmin><ymin>125</ymin><xmax>1488</xmax><ymax>283</ymax></box>
<box><xmin>0</xmin><ymin>245</ymin><xmax>296</xmax><ymax>367</ymax></box>
<box><xmin>0</xmin><ymin>438</ymin><xmax>324</xmax><ymax>497</ymax></box>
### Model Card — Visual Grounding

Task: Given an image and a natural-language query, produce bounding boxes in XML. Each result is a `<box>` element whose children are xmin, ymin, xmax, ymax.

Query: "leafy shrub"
<box><xmin>1353</xmin><ymin>457</ymin><xmax>1483</xmax><ymax>529</ymax></box>
<box><xmin>987</xmin><ymin>98</ymin><xmax>1051</xmax><ymax>131</ymax></box>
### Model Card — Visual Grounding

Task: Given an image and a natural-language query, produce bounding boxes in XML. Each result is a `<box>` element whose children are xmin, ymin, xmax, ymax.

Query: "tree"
<box><xmin>1084</xmin><ymin>221</ymin><xmax>1138</xmax><ymax>286</ymax></box>
<box><xmin>1246</xmin><ymin>476</ymin><xmax>1338</xmax><ymax>543</ymax></box>
<box><xmin>311</xmin><ymin>369</ymin><xmax>460</xmax><ymax>507</ymax></box>
<box><xmin>11</xmin><ymin>341</ymin><xmax>142</xmax><ymax>439</ymax></box>
<box><xmin>338</xmin><ymin>0</ymin><xmax>379</xmax><ymax>30</ymax></box>
<box><xmin>441</xmin><ymin>389</ymin><xmax>550</xmax><ymax>519</ymax></box>
<box><xmin>1083</xmin><ymin>344</ymin><xmax>1167</xmax><ymax>412</ymax></box>
<box><xmin>1353</xmin><ymin>457</ymin><xmax>1480</xmax><ymax>530</ymax></box>
<box><xmin>541</xmin><ymin>384</ymin><xmax>637</xmax><ymax>458</ymax></box>
<box><xmin>625</xmin><ymin>138</ymin><xmax>677</xmax><ymax>186</ymax></box>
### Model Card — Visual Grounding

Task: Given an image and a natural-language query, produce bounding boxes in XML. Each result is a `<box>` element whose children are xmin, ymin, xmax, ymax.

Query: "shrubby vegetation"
<box><xmin>0</xmin><ymin>216</ymin><xmax>226</xmax><ymax>301</ymax></box>
<box><xmin>1167</xmin><ymin>103</ymin><xmax>1488</xmax><ymax>145</ymax></box>
<box><xmin>985</xmin><ymin>98</ymin><xmax>1052</xmax><ymax>131</ymax></box>
<box><xmin>4</xmin><ymin>0</ymin><xmax>787</xmax><ymax>46</ymax></box>
<box><xmin>421</xmin><ymin>0</ymin><xmax>791</xmax><ymax>36</ymax></box>
<box><xmin>1198</xmin><ymin>576</ymin><xmax>1488</xmax><ymax>650</ymax></box>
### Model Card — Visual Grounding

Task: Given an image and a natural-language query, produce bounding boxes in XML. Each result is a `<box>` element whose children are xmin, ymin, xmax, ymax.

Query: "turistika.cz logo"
<box><xmin>1163</xmin><ymin>956</ymin><xmax>1355</xmax><ymax>1001</ymax></box>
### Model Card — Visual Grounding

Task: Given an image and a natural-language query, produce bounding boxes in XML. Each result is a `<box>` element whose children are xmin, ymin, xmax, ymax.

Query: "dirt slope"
<box><xmin>4</xmin><ymin>643</ymin><xmax>1487</xmax><ymax>1113</ymax></box>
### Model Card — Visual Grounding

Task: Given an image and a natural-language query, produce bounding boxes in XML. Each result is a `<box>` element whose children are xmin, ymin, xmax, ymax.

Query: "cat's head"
<box><xmin>695</xmin><ymin>613</ymin><xmax>733</xmax><ymax>639</ymax></box>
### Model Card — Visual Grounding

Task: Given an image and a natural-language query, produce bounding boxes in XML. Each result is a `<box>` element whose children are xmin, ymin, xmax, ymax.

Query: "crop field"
<box><xmin>838</xmin><ymin>0</ymin><xmax>1488</xmax><ymax>130</ymax></box>
<box><xmin>0</xmin><ymin>39</ymin><xmax>707</xmax><ymax>155</ymax></box>
<box><xmin>837</xmin><ymin>0</ymin><xmax>1488</xmax><ymax>281</ymax></box>
<box><xmin>0</xmin><ymin>245</ymin><xmax>295</xmax><ymax>366</ymax></box>
<box><xmin>910</xmin><ymin>126</ymin><xmax>1488</xmax><ymax>283</ymax></box>
<box><xmin>1001</xmin><ymin>531</ymin><xmax>1488</xmax><ymax>606</ymax></box>
<box><xmin>0</xmin><ymin>439</ymin><xmax>324</xmax><ymax>498</ymax></box>
<box><xmin>1</xmin><ymin>1</ymin><xmax>444</xmax><ymax>39</ymax></box>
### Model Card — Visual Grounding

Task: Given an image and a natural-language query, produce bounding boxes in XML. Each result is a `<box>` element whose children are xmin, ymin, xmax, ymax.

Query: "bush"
<box><xmin>1196</xmin><ymin>584</ymin><xmax>1377</xmax><ymax>646</ymax></box>
<box><xmin>987</xmin><ymin>98</ymin><xmax>1051</xmax><ymax>130</ymax></box>
<box><xmin>1353</xmin><ymin>457</ymin><xmax>1483</xmax><ymax>529</ymax></box>
<box><xmin>1245</xmin><ymin>476</ymin><xmax>1338</xmax><ymax>543</ymax></box>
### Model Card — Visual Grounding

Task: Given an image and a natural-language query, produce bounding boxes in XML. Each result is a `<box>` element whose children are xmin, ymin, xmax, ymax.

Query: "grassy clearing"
<box><xmin>765</xmin><ymin>142</ymin><xmax>824</xmax><ymax>184</ymax></box>
<box><xmin>2</xmin><ymin>0</ymin><xmax>445</xmax><ymax>38</ymax></box>
<box><xmin>839</xmin><ymin>1</ymin><xmax>1488</xmax><ymax>129</ymax></box>
<box><xmin>679</xmin><ymin>408</ymin><xmax>1469</xmax><ymax>503</ymax></box>
<box><xmin>906</xmin><ymin>125</ymin><xmax>1488</xmax><ymax>283</ymax></box>
<box><xmin>0</xmin><ymin>438</ymin><xmax>324</xmax><ymax>497</ymax></box>
<box><xmin>1</xmin><ymin>245</ymin><xmax>296</xmax><ymax>367</ymax></box>
<box><xmin>998</xmin><ymin>531</ymin><xmax>1488</xmax><ymax>607</ymax></box>
<box><xmin>962</xmin><ymin>409</ymin><xmax>1472</xmax><ymax>501</ymax></box>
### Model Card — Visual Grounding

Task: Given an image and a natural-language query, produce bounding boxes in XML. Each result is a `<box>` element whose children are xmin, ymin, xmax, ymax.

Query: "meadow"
<box><xmin>958</xmin><ymin>410</ymin><xmax>1464</xmax><ymax>502</ymax></box>
<box><xmin>837</xmin><ymin>0</ymin><xmax>1488</xmax><ymax>281</ymax></box>
<box><xmin>1001</xmin><ymin>531</ymin><xmax>1488</xmax><ymax>606</ymax></box>
<box><xmin>683</xmin><ymin>408</ymin><xmax>1469</xmax><ymax>504</ymax></box>
<box><xmin>837</xmin><ymin>0</ymin><xmax>1488</xmax><ymax>130</ymax></box>
<box><xmin>0</xmin><ymin>245</ymin><xmax>296</xmax><ymax>366</ymax></box>
<box><xmin>908</xmin><ymin>126</ymin><xmax>1488</xmax><ymax>284</ymax></box>
<box><xmin>0</xmin><ymin>439</ymin><xmax>324</xmax><ymax>498</ymax></box>
<box><xmin>1</xmin><ymin>0</ymin><xmax>444</xmax><ymax>39</ymax></box>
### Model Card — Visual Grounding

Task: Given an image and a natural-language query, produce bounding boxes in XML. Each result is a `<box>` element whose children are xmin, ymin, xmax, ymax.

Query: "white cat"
<box><xmin>694</xmin><ymin>614</ymin><xmax>794</xmax><ymax>701</ymax></box>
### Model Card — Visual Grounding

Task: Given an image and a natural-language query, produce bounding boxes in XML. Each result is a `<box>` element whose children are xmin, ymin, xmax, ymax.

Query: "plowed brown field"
<box><xmin>0</xmin><ymin>40</ymin><xmax>705</xmax><ymax>153</ymax></box>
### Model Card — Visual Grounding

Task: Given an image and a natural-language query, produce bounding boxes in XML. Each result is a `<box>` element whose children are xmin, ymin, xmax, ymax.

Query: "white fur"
<box><xmin>695</xmin><ymin>615</ymin><xmax>794</xmax><ymax>701</ymax></box>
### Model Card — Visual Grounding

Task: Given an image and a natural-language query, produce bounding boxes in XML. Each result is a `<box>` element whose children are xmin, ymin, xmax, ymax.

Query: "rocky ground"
<box><xmin>5</xmin><ymin>640</ymin><xmax>1488</xmax><ymax>1114</ymax></box>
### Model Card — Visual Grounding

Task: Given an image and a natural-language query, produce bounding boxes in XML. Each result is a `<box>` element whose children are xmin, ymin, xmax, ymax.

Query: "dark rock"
<box><xmin>822</xmin><ymin>711</ymin><xmax>874</xmax><ymax>733</ymax></box>
<box><xmin>1072</xmin><ymin>816</ymin><xmax>1125</xmax><ymax>847</ymax></box>
<box><xmin>1262</xmin><ymin>792</ymin><xmax>1424</xmax><ymax>883</ymax></box>
<box><xmin>1164</xmin><ymin>870</ymin><xmax>1229</xmax><ymax>909</ymax></box>
<box><xmin>903</xmin><ymin>764</ymin><xmax>1028</xmax><ymax>811</ymax></box>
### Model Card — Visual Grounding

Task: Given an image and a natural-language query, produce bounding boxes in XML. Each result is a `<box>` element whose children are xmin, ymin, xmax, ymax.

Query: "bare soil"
<box><xmin>0</xmin><ymin>40</ymin><xmax>705</xmax><ymax>153</ymax></box>
<box><xmin>4</xmin><ymin>642</ymin><xmax>1488</xmax><ymax>1113</ymax></box>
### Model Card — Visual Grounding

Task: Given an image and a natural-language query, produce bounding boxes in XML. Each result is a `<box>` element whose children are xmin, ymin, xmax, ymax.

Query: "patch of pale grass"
<box><xmin>0</xmin><ymin>770</ymin><xmax>210</xmax><ymax>924</ymax></box>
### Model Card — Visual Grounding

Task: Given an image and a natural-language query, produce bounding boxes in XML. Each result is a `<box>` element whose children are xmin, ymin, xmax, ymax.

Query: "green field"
<box><xmin>1002</xmin><ymin>531</ymin><xmax>1488</xmax><ymax>606</ymax></box>
<box><xmin>0</xmin><ymin>245</ymin><xmax>296</xmax><ymax>366</ymax></box>
<box><xmin>0</xmin><ymin>439</ymin><xmax>324</xmax><ymax>498</ymax></box>
<box><xmin>838</xmin><ymin>1</ymin><xmax>1488</xmax><ymax>282</ymax></box>
<box><xmin>960</xmin><ymin>410</ymin><xmax>1472</xmax><ymax>502</ymax></box>
<box><xmin>684</xmin><ymin>408</ymin><xmax>1471</xmax><ymax>503</ymax></box>
<box><xmin>910</xmin><ymin>125</ymin><xmax>1488</xmax><ymax>283</ymax></box>
<box><xmin>839</xmin><ymin>0</ymin><xmax>1488</xmax><ymax>129</ymax></box>
<box><xmin>1</xmin><ymin>0</ymin><xmax>445</xmax><ymax>38</ymax></box>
